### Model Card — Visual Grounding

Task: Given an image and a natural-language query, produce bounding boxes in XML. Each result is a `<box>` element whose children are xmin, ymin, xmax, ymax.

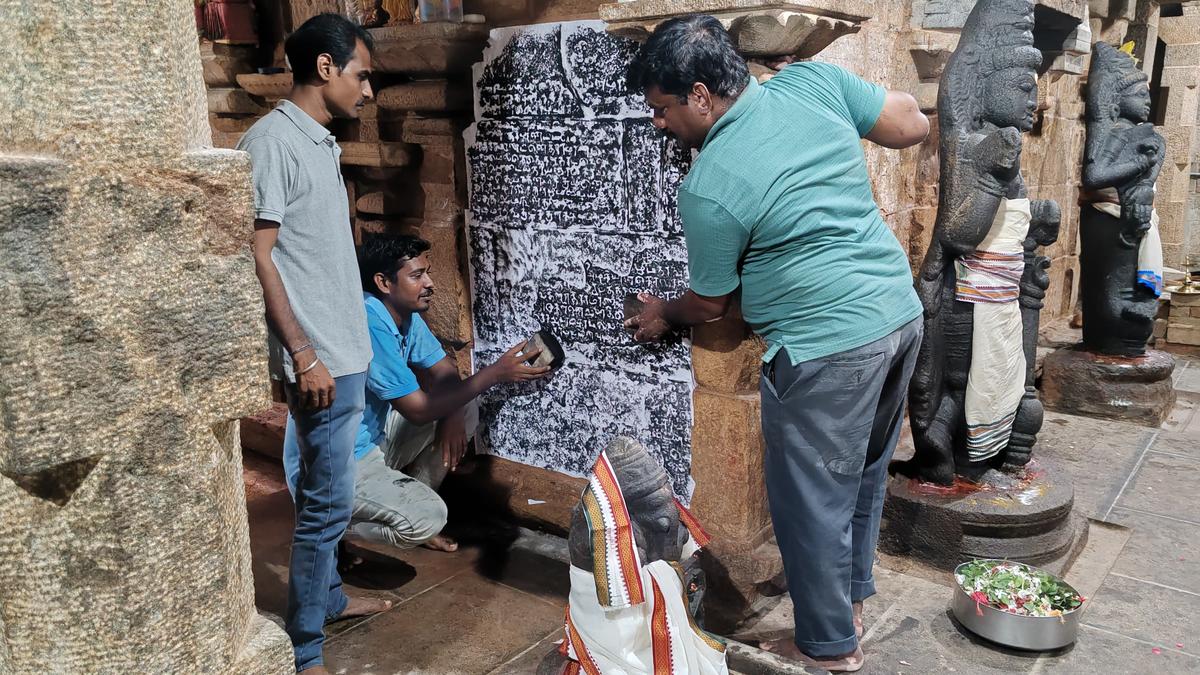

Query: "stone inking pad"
<box><xmin>881</xmin><ymin>455</ymin><xmax>1077</xmax><ymax>570</ymax></box>
<box><xmin>1041</xmin><ymin>347</ymin><xmax>1176</xmax><ymax>427</ymax></box>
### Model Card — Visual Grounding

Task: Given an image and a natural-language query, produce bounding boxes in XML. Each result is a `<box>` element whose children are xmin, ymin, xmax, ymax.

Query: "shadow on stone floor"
<box><xmin>243</xmin><ymin>451</ymin><xmax>571</xmax><ymax>674</ymax></box>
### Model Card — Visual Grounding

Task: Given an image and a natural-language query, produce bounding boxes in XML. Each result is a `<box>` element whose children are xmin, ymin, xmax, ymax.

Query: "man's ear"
<box><xmin>690</xmin><ymin>82</ymin><xmax>713</xmax><ymax>115</ymax></box>
<box><xmin>373</xmin><ymin>271</ymin><xmax>390</xmax><ymax>295</ymax></box>
<box><xmin>315</xmin><ymin>52</ymin><xmax>335</xmax><ymax>82</ymax></box>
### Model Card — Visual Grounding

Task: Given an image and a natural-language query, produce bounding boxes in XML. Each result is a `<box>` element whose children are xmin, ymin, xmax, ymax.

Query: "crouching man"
<box><xmin>286</xmin><ymin>234</ymin><xmax>551</xmax><ymax>552</ymax></box>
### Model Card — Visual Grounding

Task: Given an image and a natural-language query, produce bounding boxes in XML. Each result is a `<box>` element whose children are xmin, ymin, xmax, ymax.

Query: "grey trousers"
<box><xmin>348</xmin><ymin>405</ymin><xmax>479</xmax><ymax>549</ymax></box>
<box><xmin>760</xmin><ymin>318</ymin><xmax>921</xmax><ymax>658</ymax></box>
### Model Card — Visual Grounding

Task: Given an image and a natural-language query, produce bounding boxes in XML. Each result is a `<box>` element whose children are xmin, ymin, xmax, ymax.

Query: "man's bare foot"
<box><xmin>297</xmin><ymin>666</ymin><xmax>330</xmax><ymax>674</ymax></box>
<box><xmin>328</xmin><ymin>595</ymin><xmax>393</xmax><ymax>623</ymax></box>
<box><xmin>853</xmin><ymin>601</ymin><xmax>864</xmax><ymax>640</ymax></box>
<box><xmin>421</xmin><ymin>533</ymin><xmax>459</xmax><ymax>552</ymax></box>
<box><xmin>760</xmin><ymin>640</ymin><xmax>865</xmax><ymax>673</ymax></box>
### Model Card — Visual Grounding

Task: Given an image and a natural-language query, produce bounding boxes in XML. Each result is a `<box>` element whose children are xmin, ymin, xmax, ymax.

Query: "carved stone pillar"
<box><xmin>0</xmin><ymin>1</ymin><xmax>291</xmax><ymax>671</ymax></box>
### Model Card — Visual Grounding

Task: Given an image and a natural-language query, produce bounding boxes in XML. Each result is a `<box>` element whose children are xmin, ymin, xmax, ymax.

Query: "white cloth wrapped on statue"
<box><xmin>954</xmin><ymin>197</ymin><xmax>1030</xmax><ymax>462</ymax></box>
<box><xmin>560</xmin><ymin>562</ymin><xmax>728</xmax><ymax>675</ymax></box>
<box><xmin>556</xmin><ymin>450</ymin><xmax>727</xmax><ymax>675</ymax></box>
<box><xmin>1090</xmin><ymin>186</ymin><xmax>1164</xmax><ymax>297</ymax></box>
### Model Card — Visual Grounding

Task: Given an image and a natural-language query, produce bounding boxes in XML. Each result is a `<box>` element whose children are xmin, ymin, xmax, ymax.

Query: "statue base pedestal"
<box><xmin>880</xmin><ymin>456</ymin><xmax>1076</xmax><ymax>570</ymax></box>
<box><xmin>1041</xmin><ymin>347</ymin><xmax>1176</xmax><ymax>427</ymax></box>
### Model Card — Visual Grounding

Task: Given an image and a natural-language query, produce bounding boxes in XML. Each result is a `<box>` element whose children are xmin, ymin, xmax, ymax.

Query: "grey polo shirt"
<box><xmin>237</xmin><ymin>99</ymin><xmax>371</xmax><ymax>381</ymax></box>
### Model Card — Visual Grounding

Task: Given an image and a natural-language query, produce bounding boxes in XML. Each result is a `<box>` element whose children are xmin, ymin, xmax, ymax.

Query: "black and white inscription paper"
<box><xmin>465</xmin><ymin>21</ymin><xmax>694</xmax><ymax>498</ymax></box>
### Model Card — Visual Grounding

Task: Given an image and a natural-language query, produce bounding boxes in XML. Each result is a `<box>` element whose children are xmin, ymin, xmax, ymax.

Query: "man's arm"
<box><xmin>253</xmin><ymin>221</ymin><xmax>336</xmax><ymax>410</ymax></box>
<box><xmin>389</xmin><ymin>342</ymin><xmax>547</xmax><ymax>426</ymax></box>
<box><xmin>415</xmin><ymin>357</ymin><xmax>470</xmax><ymax>470</ymax></box>
<box><xmin>414</xmin><ymin>356</ymin><xmax>462</xmax><ymax>393</ymax></box>
<box><xmin>864</xmin><ymin>91</ymin><xmax>929</xmax><ymax>149</ymax></box>
<box><xmin>624</xmin><ymin>289</ymin><xmax>733</xmax><ymax>343</ymax></box>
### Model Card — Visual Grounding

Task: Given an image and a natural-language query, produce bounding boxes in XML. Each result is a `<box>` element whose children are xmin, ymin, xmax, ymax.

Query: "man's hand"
<box><xmin>486</xmin><ymin>341</ymin><xmax>552</xmax><ymax>383</ymax></box>
<box><xmin>624</xmin><ymin>292</ymin><xmax>671</xmax><ymax>343</ymax></box>
<box><xmin>296</xmin><ymin>356</ymin><xmax>336</xmax><ymax>410</ymax></box>
<box><xmin>436</xmin><ymin>410</ymin><xmax>469</xmax><ymax>471</ymax></box>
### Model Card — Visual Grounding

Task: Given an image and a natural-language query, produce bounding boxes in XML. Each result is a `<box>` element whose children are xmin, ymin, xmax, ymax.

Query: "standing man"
<box><xmin>624</xmin><ymin>15</ymin><xmax>929</xmax><ymax>673</ymax></box>
<box><xmin>238</xmin><ymin>13</ymin><xmax>385</xmax><ymax>674</ymax></box>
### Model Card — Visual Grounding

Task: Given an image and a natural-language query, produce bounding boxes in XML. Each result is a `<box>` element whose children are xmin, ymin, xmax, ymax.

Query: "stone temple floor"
<box><xmin>243</xmin><ymin>352</ymin><xmax>1200</xmax><ymax>674</ymax></box>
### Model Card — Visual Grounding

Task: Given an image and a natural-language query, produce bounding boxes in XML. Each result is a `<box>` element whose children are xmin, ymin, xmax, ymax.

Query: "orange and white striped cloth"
<box><xmin>558</xmin><ymin>449</ymin><xmax>727</xmax><ymax>675</ymax></box>
<box><xmin>956</xmin><ymin>198</ymin><xmax>1030</xmax><ymax>462</ymax></box>
<box><xmin>579</xmin><ymin>450</ymin><xmax>647</xmax><ymax>609</ymax></box>
<box><xmin>559</xmin><ymin>560</ymin><xmax>727</xmax><ymax>675</ymax></box>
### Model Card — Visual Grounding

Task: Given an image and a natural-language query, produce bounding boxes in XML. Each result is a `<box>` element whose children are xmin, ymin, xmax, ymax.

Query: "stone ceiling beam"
<box><xmin>598</xmin><ymin>0</ymin><xmax>873</xmax><ymax>58</ymax></box>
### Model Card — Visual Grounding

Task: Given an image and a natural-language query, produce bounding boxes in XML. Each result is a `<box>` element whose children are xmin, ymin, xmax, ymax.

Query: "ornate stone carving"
<box><xmin>598</xmin><ymin>0</ymin><xmax>869</xmax><ymax>59</ymax></box>
<box><xmin>567</xmin><ymin>437</ymin><xmax>691</xmax><ymax>572</ymax></box>
<box><xmin>1078</xmin><ymin>41</ymin><xmax>1166</xmax><ymax>357</ymax></box>
<box><xmin>537</xmin><ymin>437</ymin><xmax>711</xmax><ymax>674</ymax></box>
<box><xmin>898</xmin><ymin>0</ymin><xmax>1060</xmax><ymax>485</ymax></box>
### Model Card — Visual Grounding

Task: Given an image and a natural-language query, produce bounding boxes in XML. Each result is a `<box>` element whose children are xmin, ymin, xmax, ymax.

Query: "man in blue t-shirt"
<box><xmin>284</xmin><ymin>235</ymin><xmax>552</xmax><ymax>554</ymax></box>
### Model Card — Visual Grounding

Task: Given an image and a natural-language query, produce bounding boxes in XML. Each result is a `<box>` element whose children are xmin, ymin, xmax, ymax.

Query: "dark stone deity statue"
<box><xmin>566</xmin><ymin>436</ymin><xmax>693</xmax><ymax>583</ymax></box>
<box><xmin>896</xmin><ymin>0</ymin><xmax>1061</xmax><ymax>485</ymax></box>
<box><xmin>538</xmin><ymin>437</ymin><xmax>705</xmax><ymax>675</ymax></box>
<box><xmin>1078</xmin><ymin>42</ymin><xmax>1166</xmax><ymax>357</ymax></box>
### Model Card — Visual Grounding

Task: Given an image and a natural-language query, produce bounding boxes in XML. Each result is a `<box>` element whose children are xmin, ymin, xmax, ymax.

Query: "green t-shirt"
<box><xmin>679</xmin><ymin>62</ymin><xmax>922</xmax><ymax>364</ymax></box>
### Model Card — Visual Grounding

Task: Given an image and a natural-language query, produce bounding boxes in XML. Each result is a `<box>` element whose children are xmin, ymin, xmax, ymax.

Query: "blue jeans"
<box><xmin>283</xmin><ymin>371</ymin><xmax>366</xmax><ymax>672</ymax></box>
<box><xmin>760</xmin><ymin>319</ymin><xmax>921</xmax><ymax>658</ymax></box>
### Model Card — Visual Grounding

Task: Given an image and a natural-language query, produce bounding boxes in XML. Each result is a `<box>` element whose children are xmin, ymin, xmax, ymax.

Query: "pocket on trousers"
<box><xmin>810</xmin><ymin>351</ymin><xmax>886</xmax><ymax>394</ymax></box>
<box><xmin>813</xmin><ymin>353</ymin><xmax>885</xmax><ymax>476</ymax></box>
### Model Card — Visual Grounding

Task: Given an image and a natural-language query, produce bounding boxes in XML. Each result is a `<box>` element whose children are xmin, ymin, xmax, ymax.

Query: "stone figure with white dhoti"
<box><xmin>539</xmin><ymin>437</ymin><xmax>727</xmax><ymax>675</ymax></box>
<box><xmin>895</xmin><ymin>0</ymin><xmax>1061</xmax><ymax>485</ymax></box>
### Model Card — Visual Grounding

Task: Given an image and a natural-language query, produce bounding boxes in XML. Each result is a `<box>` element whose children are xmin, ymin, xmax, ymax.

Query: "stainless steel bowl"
<box><xmin>951</xmin><ymin>560</ymin><xmax>1082</xmax><ymax>651</ymax></box>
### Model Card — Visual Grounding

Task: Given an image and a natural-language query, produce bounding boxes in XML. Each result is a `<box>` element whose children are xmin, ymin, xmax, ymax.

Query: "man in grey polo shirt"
<box><xmin>237</xmin><ymin>13</ymin><xmax>385</xmax><ymax>674</ymax></box>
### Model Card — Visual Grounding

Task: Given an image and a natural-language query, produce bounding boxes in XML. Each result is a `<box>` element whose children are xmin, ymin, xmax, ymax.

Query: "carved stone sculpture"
<box><xmin>1078</xmin><ymin>42</ymin><xmax>1166</xmax><ymax>357</ymax></box>
<box><xmin>567</xmin><ymin>437</ymin><xmax>690</xmax><ymax>572</ymax></box>
<box><xmin>898</xmin><ymin>0</ymin><xmax>1060</xmax><ymax>485</ymax></box>
<box><xmin>1038</xmin><ymin>42</ymin><xmax>1174</xmax><ymax>427</ymax></box>
<box><xmin>540</xmin><ymin>437</ymin><xmax>725</xmax><ymax>675</ymax></box>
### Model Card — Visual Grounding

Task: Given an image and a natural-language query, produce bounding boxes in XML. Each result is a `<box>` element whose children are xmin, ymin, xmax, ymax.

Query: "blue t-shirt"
<box><xmin>354</xmin><ymin>293</ymin><xmax>446</xmax><ymax>459</ymax></box>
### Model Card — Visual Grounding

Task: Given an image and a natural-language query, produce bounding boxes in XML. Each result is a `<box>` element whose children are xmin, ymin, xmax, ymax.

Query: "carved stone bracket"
<box><xmin>1040</xmin><ymin>4</ymin><xmax>1091</xmax><ymax>76</ymax></box>
<box><xmin>598</xmin><ymin>0</ymin><xmax>872</xmax><ymax>58</ymax></box>
<box><xmin>908</xmin><ymin>41</ymin><xmax>954</xmax><ymax>112</ymax></box>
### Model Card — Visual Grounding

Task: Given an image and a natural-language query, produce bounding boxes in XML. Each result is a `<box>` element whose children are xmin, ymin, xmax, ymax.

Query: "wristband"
<box><xmin>297</xmin><ymin>357</ymin><xmax>321</xmax><ymax>375</ymax></box>
<box><xmin>289</xmin><ymin>343</ymin><xmax>313</xmax><ymax>357</ymax></box>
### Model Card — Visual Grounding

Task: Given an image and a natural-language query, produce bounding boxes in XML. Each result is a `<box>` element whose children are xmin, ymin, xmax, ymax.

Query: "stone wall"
<box><xmin>1155</xmin><ymin>6</ymin><xmax>1200</xmax><ymax>269</ymax></box>
<box><xmin>0</xmin><ymin>1</ymin><xmax>290</xmax><ymax>672</ymax></box>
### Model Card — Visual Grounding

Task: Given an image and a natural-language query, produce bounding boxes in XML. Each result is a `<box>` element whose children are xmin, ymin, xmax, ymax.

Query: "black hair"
<box><xmin>285</xmin><ymin>13</ymin><xmax>375</xmax><ymax>85</ymax></box>
<box><xmin>358</xmin><ymin>234</ymin><xmax>431</xmax><ymax>296</ymax></box>
<box><xmin>627</xmin><ymin>14</ymin><xmax>749</xmax><ymax>102</ymax></box>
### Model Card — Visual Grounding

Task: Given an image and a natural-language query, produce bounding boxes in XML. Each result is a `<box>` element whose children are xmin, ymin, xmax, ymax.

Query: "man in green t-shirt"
<box><xmin>624</xmin><ymin>14</ymin><xmax>929</xmax><ymax>673</ymax></box>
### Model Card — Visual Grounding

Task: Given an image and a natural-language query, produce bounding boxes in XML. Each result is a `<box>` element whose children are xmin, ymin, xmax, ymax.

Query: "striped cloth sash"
<box><xmin>954</xmin><ymin>250</ymin><xmax>1024</xmax><ymax>304</ymax></box>
<box><xmin>581</xmin><ymin>450</ymin><xmax>646</xmax><ymax>609</ymax></box>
